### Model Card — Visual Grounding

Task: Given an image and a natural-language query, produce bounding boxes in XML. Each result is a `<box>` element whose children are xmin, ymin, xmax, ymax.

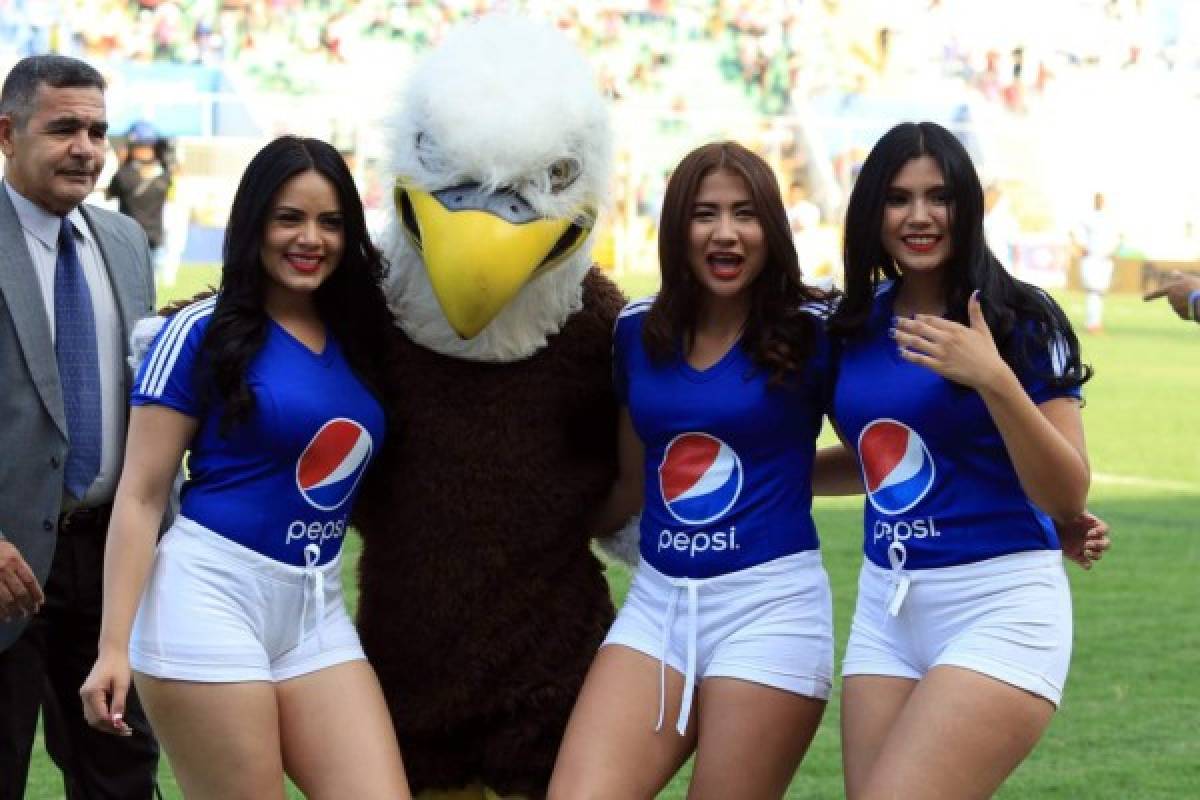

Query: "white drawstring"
<box><xmin>679</xmin><ymin>581</ymin><xmax>699</xmax><ymax>736</ymax></box>
<box><xmin>298</xmin><ymin>543</ymin><xmax>326</xmax><ymax>650</ymax></box>
<box><xmin>655</xmin><ymin>577</ymin><xmax>700</xmax><ymax>736</ymax></box>
<box><xmin>886</xmin><ymin>540</ymin><xmax>911</xmax><ymax>619</ymax></box>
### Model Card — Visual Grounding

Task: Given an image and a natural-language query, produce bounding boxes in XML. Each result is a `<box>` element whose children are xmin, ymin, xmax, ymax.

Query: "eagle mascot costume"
<box><xmin>352</xmin><ymin>16</ymin><xmax>627</xmax><ymax>799</ymax></box>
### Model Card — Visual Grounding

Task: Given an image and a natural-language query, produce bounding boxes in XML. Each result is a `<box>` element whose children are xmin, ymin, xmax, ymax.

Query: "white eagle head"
<box><xmin>379</xmin><ymin>14</ymin><xmax>613</xmax><ymax>362</ymax></box>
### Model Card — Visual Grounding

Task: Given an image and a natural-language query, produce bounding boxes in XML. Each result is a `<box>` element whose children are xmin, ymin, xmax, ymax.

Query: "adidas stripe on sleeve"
<box><xmin>613</xmin><ymin>296</ymin><xmax>653</xmax><ymax>405</ymax></box>
<box><xmin>131</xmin><ymin>297</ymin><xmax>217</xmax><ymax>416</ymax></box>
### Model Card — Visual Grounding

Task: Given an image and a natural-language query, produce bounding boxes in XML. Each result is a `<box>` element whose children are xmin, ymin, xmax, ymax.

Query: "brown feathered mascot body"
<box><xmin>353</xmin><ymin>16</ymin><xmax>625</xmax><ymax>799</ymax></box>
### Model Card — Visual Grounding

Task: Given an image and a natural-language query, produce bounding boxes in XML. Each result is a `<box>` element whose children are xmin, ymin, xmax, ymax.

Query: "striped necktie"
<box><xmin>55</xmin><ymin>218</ymin><xmax>102</xmax><ymax>500</ymax></box>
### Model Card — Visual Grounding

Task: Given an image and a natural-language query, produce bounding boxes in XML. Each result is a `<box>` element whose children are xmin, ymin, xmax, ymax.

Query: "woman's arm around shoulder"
<box><xmin>812</xmin><ymin>418</ymin><xmax>865</xmax><ymax>496</ymax></box>
<box><xmin>587</xmin><ymin>407</ymin><xmax>645</xmax><ymax>540</ymax></box>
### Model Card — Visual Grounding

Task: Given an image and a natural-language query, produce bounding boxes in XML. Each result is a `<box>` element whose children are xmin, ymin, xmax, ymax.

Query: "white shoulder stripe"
<box><xmin>873</xmin><ymin>279</ymin><xmax>895</xmax><ymax>297</ymax></box>
<box><xmin>798</xmin><ymin>299</ymin><xmax>831</xmax><ymax>319</ymax></box>
<box><xmin>1048</xmin><ymin>332</ymin><xmax>1069</xmax><ymax>377</ymax></box>
<box><xmin>139</xmin><ymin>297</ymin><xmax>217</xmax><ymax>398</ymax></box>
<box><xmin>618</xmin><ymin>295</ymin><xmax>655</xmax><ymax>320</ymax></box>
<box><xmin>139</xmin><ymin>302</ymin><xmax>200</xmax><ymax>395</ymax></box>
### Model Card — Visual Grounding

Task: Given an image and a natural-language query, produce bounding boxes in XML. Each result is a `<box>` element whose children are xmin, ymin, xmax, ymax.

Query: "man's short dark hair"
<box><xmin>0</xmin><ymin>55</ymin><xmax>106</xmax><ymax>130</ymax></box>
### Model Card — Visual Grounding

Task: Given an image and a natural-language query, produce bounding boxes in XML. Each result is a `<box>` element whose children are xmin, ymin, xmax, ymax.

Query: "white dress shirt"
<box><xmin>4</xmin><ymin>181</ymin><xmax>125</xmax><ymax>507</ymax></box>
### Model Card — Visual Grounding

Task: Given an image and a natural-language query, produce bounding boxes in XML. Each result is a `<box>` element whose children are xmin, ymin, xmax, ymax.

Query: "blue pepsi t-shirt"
<box><xmin>614</xmin><ymin>297</ymin><xmax>831</xmax><ymax>579</ymax></box>
<box><xmin>132</xmin><ymin>296</ymin><xmax>386</xmax><ymax>566</ymax></box>
<box><xmin>832</xmin><ymin>281</ymin><xmax>1082</xmax><ymax>570</ymax></box>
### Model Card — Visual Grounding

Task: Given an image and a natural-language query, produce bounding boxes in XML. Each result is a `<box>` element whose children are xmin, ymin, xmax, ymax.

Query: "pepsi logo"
<box><xmin>296</xmin><ymin>418</ymin><xmax>374</xmax><ymax>511</ymax></box>
<box><xmin>658</xmin><ymin>432</ymin><xmax>743</xmax><ymax>526</ymax></box>
<box><xmin>859</xmin><ymin>419</ymin><xmax>935</xmax><ymax>515</ymax></box>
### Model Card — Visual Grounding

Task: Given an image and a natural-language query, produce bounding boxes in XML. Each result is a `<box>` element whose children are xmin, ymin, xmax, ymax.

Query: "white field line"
<box><xmin>1093</xmin><ymin>473</ymin><xmax>1200</xmax><ymax>492</ymax></box>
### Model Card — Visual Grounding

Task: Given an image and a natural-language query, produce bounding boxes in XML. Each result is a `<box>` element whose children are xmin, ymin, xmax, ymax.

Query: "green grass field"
<box><xmin>25</xmin><ymin>266</ymin><xmax>1199</xmax><ymax>798</ymax></box>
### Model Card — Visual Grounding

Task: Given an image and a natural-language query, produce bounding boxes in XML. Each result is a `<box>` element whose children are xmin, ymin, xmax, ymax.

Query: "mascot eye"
<box><xmin>547</xmin><ymin>158</ymin><xmax>581</xmax><ymax>192</ymax></box>
<box><xmin>415</xmin><ymin>132</ymin><xmax>448</xmax><ymax>173</ymax></box>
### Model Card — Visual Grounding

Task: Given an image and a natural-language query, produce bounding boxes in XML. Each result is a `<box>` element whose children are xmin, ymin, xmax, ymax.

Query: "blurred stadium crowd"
<box><xmin>2</xmin><ymin>0</ymin><xmax>1199</xmax><ymax>285</ymax></box>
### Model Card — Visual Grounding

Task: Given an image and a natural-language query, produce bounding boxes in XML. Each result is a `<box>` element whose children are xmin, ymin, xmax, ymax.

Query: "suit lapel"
<box><xmin>81</xmin><ymin>205</ymin><xmax>148</xmax><ymax>404</ymax></box>
<box><xmin>0</xmin><ymin>189</ymin><xmax>67</xmax><ymax>436</ymax></box>
<box><xmin>80</xmin><ymin>205</ymin><xmax>140</xmax><ymax>342</ymax></box>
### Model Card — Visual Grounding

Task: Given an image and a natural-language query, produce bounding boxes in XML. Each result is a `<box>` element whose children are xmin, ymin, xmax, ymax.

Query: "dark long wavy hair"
<box><xmin>201</xmin><ymin>135</ymin><xmax>396</xmax><ymax>431</ymax></box>
<box><xmin>644</xmin><ymin>141</ymin><xmax>827</xmax><ymax>384</ymax></box>
<box><xmin>830</xmin><ymin>121</ymin><xmax>1091</xmax><ymax>390</ymax></box>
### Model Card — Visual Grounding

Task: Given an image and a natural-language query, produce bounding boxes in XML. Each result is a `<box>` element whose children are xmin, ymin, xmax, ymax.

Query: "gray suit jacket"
<box><xmin>0</xmin><ymin>187</ymin><xmax>154</xmax><ymax>651</ymax></box>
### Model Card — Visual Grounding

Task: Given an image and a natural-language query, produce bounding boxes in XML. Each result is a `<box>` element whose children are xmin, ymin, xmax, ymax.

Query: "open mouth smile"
<box><xmin>707</xmin><ymin>251</ymin><xmax>744</xmax><ymax>279</ymax></box>
<box><xmin>285</xmin><ymin>253</ymin><xmax>323</xmax><ymax>273</ymax></box>
<box><xmin>901</xmin><ymin>234</ymin><xmax>942</xmax><ymax>254</ymax></box>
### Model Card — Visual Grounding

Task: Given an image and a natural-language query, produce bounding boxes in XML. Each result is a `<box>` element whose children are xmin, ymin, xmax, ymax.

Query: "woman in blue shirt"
<box><xmin>823</xmin><ymin>121</ymin><xmax>1095</xmax><ymax>799</ymax></box>
<box><xmin>81</xmin><ymin>136</ymin><xmax>410</xmax><ymax>799</ymax></box>
<box><xmin>551</xmin><ymin>141</ymin><xmax>834</xmax><ymax>798</ymax></box>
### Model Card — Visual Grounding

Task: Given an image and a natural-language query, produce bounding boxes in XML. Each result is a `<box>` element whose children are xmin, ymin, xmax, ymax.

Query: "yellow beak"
<box><xmin>395</xmin><ymin>179</ymin><xmax>593</xmax><ymax>339</ymax></box>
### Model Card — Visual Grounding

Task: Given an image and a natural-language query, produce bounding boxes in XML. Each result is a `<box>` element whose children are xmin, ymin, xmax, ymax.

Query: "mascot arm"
<box><xmin>596</xmin><ymin>512</ymin><xmax>641</xmax><ymax>566</ymax></box>
<box><xmin>128</xmin><ymin>316</ymin><xmax>167</xmax><ymax>373</ymax></box>
<box><xmin>580</xmin><ymin>271</ymin><xmax>639</xmax><ymax>564</ymax></box>
<box><xmin>129</xmin><ymin>290</ymin><xmax>220</xmax><ymax>372</ymax></box>
<box><xmin>588</xmin><ymin>407</ymin><xmax>643</xmax><ymax>565</ymax></box>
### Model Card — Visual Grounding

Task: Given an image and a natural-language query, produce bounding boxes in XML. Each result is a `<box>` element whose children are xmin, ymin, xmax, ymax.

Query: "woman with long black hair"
<box><xmin>823</xmin><ymin>121</ymin><xmax>1094</xmax><ymax>799</ymax></box>
<box><xmin>80</xmin><ymin>136</ymin><xmax>410</xmax><ymax>799</ymax></box>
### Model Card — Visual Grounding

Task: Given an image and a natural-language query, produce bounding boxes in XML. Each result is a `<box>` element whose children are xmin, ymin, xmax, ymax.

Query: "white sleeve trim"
<box><xmin>617</xmin><ymin>295</ymin><xmax>655</xmax><ymax>320</ymax></box>
<box><xmin>138</xmin><ymin>296</ymin><xmax>217</xmax><ymax>398</ymax></box>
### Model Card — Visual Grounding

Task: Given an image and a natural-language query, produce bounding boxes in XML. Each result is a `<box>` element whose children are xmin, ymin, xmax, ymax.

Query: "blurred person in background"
<box><xmin>787</xmin><ymin>180</ymin><xmax>823</xmax><ymax>280</ymax></box>
<box><xmin>156</xmin><ymin>134</ymin><xmax>188</xmax><ymax>286</ymax></box>
<box><xmin>1071</xmin><ymin>191</ymin><xmax>1121</xmax><ymax>334</ymax></box>
<box><xmin>983</xmin><ymin>181</ymin><xmax>1019</xmax><ymax>272</ymax></box>
<box><xmin>1144</xmin><ymin>270</ymin><xmax>1200</xmax><ymax>324</ymax></box>
<box><xmin>106</xmin><ymin>120</ymin><xmax>170</xmax><ymax>278</ymax></box>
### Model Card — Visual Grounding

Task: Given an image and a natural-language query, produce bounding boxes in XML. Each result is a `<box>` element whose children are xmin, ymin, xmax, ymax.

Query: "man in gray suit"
<box><xmin>0</xmin><ymin>54</ymin><xmax>159</xmax><ymax>800</ymax></box>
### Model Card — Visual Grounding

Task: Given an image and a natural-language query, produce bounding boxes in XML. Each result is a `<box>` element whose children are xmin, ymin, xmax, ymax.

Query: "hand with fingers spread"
<box><xmin>1143</xmin><ymin>272</ymin><xmax>1200</xmax><ymax>322</ymax></box>
<box><xmin>892</xmin><ymin>290</ymin><xmax>1008</xmax><ymax>391</ymax></box>
<box><xmin>0</xmin><ymin>540</ymin><xmax>45</xmax><ymax>622</ymax></box>
<box><xmin>1056</xmin><ymin>510</ymin><xmax>1111</xmax><ymax>570</ymax></box>
<box><xmin>80</xmin><ymin>648</ymin><xmax>135</xmax><ymax>737</ymax></box>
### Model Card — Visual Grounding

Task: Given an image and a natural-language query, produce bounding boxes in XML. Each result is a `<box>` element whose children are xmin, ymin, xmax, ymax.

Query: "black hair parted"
<box><xmin>831</xmin><ymin>121</ymin><xmax>1091</xmax><ymax>391</ymax></box>
<box><xmin>0</xmin><ymin>54</ymin><xmax>106</xmax><ymax>129</ymax></box>
<box><xmin>201</xmin><ymin>135</ymin><xmax>396</xmax><ymax>433</ymax></box>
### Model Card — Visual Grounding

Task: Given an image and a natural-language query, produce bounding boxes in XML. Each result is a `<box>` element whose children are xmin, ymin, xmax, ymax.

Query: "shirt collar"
<box><xmin>3</xmin><ymin>180</ymin><xmax>95</xmax><ymax>251</ymax></box>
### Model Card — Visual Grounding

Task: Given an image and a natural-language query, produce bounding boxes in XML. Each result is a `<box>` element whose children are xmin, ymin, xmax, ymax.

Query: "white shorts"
<box><xmin>842</xmin><ymin>550</ymin><xmax>1072</xmax><ymax>706</ymax></box>
<box><xmin>604</xmin><ymin>550</ymin><xmax>834</xmax><ymax>735</ymax></box>
<box><xmin>130</xmin><ymin>516</ymin><xmax>366</xmax><ymax>683</ymax></box>
<box><xmin>1080</xmin><ymin>256</ymin><xmax>1114</xmax><ymax>293</ymax></box>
